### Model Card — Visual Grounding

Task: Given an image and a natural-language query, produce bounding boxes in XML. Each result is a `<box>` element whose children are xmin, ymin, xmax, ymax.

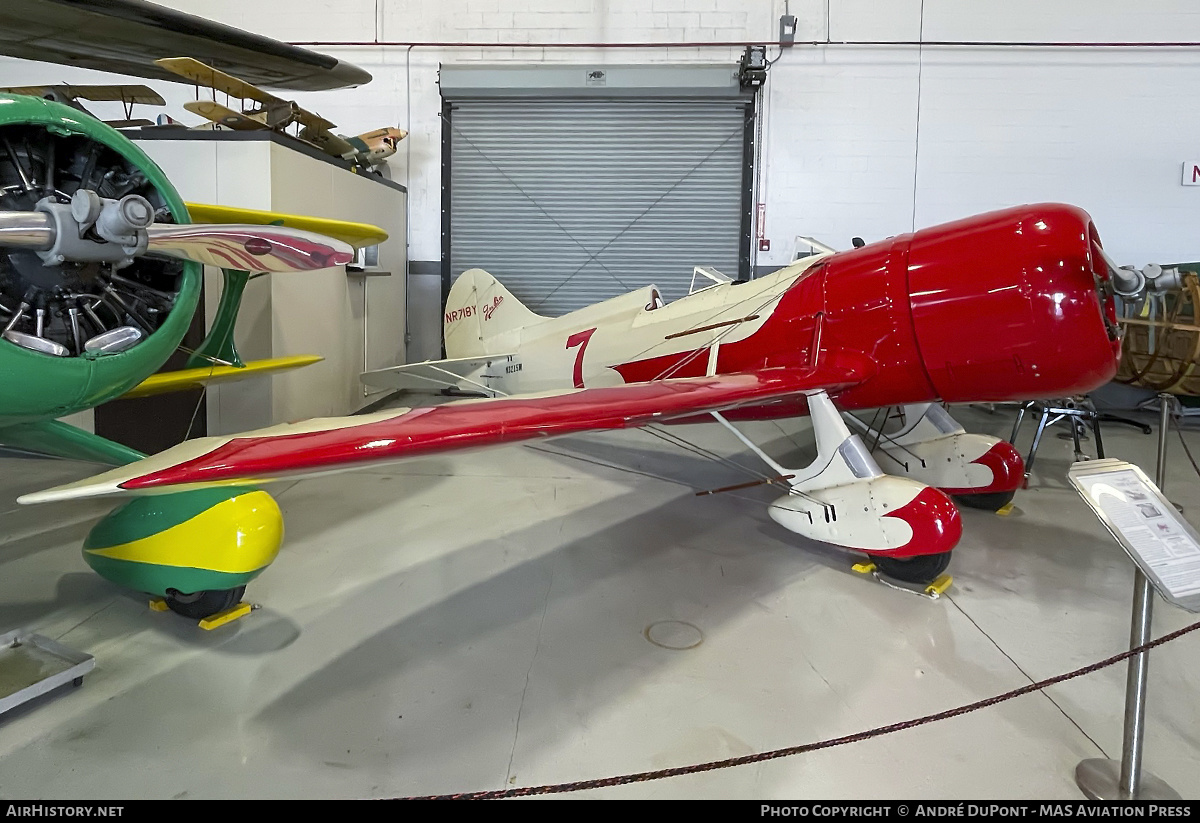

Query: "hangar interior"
<box><xmin>0</xmin><ymin>0</ymin><xmax>1198</xmax><ymax>801</ymax></box>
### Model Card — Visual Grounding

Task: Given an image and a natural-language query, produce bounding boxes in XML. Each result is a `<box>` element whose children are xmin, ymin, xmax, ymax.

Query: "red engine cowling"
<box><xmin>667</xmin><ymin>203</ymin><xmax>1121</xmax><ymax>419</ymax></box>
<box><xmin>904</xmin><ymin>203</ymin><xmax>1121</xmax><ymax>402</ymax></box>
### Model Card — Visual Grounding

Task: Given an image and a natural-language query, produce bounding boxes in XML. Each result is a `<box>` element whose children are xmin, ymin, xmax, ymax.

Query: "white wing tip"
<box><xmin>18</xmin><ymin>482</ymin><xmax>122</xmax><ymax>505</ymax></box>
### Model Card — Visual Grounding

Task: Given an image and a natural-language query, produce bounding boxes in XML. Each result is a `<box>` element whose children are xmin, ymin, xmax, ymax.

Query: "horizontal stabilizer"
<box><xmin>361</xmin><ymin>354</ymin><xmax>517</xmax><ymax>393</ymax></box>
<box><xmin>124</xmin><ymin>355</ymin><xmax>323</xmax><ymax>399</ymax></box>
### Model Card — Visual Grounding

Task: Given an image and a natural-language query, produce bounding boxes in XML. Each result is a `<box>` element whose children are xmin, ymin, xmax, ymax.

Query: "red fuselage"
<box><xmin>614</xmin><ymin>203</ymin><xmax>1121</xmax><ymax>418</ymax></box>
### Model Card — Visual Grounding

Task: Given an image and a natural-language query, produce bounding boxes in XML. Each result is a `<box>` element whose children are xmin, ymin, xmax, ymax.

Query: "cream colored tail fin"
<box><xmin>443</xmin><ymin>268</ymin><xmax>546</xmax><ymax>358</ymax></box>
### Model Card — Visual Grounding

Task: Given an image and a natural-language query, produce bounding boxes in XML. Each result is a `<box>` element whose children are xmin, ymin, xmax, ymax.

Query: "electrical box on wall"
<box><xmin>780</xmin><ymin>14</ymin><xmax>797</xmax><ymax>47</ymax></box>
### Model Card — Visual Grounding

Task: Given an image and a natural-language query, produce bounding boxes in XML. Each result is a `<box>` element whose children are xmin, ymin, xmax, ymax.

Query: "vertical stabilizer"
<box><xmin>443</xmin><ymin>268</ymin><xmax>545</xmax><ymax>357</ymax></box>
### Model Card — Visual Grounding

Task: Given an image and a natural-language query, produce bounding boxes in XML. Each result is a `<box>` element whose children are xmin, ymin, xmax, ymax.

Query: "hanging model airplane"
<box><xmin>17</xmin><ymin>182</ymin><xmax>1133</xmax><ymax>613</ymax></box>
<box><xmin>155</xmin><ymin>57</ymin><xmax>406</xmax><ymax>170</ymax></box>
<box><xmin>0</xmin><ymin>91</ymin><xmax>388</xmax><ymax>618</ymax></box>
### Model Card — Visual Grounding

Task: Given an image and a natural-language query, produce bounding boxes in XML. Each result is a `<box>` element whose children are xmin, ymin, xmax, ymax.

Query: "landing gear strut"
<box><xmin>164</xmin><ymin>586</ymin><xmax>246</xmax><ymax>620</ymax></box>
<box><xmin>710</xmin><ymin>395</ymin><xmax>961</xmax><ymax>594</ymax></box>
<box><xmin>848</xmin><ymin>404</ymin><xmax>1024</xmax><ymax>506</ymax></box>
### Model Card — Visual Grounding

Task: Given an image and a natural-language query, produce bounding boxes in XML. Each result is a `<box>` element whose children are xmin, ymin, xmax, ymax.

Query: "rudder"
<box><xmin>444</xmin><ymin>268</ymin><xmax>545</xmax><ymax>357</ymax></box>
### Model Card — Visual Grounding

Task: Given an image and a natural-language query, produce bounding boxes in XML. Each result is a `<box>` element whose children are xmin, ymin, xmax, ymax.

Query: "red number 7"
<box><xmin>566</xmin><ymin>328</ymin><xmax>597</xmax><ymax>388</ymax></box>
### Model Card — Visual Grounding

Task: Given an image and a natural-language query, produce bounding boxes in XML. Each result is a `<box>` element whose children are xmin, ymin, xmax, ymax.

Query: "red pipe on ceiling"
<box><xmin>292</xmin><ymin>40</ymin><xmax>1200</xmax><ymax>49</ymax></box>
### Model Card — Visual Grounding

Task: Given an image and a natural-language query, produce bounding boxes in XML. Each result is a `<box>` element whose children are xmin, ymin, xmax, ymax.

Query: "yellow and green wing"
<box><xmin>184</xmin><ymin>203</ymin><xmax>388</xmax><ymax>249</ymax></box>
<box><xmin>124</xmin><ymin>355</ymin><xmax>323</xmax><ymax>399</ymax></box>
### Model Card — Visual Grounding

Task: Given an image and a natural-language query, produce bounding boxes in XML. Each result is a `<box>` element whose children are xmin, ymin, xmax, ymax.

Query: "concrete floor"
<box><xmin>0</xmin><ymin>403</ymin><xmax>1197</xmax><ymax>799</ymax></box>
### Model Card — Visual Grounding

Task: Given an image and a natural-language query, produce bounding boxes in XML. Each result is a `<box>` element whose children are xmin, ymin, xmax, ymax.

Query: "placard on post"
<box><xmin>1069</xmin><ymin>458</ymin><xmax>1200</xmax><ymax>613</ymax></box>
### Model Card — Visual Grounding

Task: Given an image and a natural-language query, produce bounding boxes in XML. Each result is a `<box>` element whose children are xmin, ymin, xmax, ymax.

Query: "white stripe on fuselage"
<box><xmin>489</xmin><ymin>257</ymin><xmax>827</xmax><ymax>396</ymax></box>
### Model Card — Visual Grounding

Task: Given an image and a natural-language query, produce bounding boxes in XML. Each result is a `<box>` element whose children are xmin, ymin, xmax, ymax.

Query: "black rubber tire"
<box><xmin>953</xmin><ymin>489</ymin><xmax>1017</xmax><ymax>512</ymax></box>
<box><xmin>873</xmin><ymin>552</ymin><xmax>953</xmax><ymax>585</ymax></box>
<box><xmin>164</xmin><ymin>586</ymin><xmax>246</xmax><ymax>620</ymax></box>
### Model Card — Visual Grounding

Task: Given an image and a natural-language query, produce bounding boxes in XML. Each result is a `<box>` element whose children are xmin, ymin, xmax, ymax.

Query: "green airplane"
<box><xmin>0</xmin><ymin>92</ymin><xmax>373</xmax><ymax>619</ymax></box>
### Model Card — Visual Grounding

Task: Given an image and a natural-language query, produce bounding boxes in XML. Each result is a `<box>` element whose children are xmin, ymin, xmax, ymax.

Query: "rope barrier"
<box><xmin>393</xmin><ymin>618</ymin><xmax>1200</xmax><ymax>799</ymax></box>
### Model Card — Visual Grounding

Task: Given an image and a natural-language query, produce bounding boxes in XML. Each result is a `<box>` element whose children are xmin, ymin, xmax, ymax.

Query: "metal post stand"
<box><xmin>1075</xmin><ymin>394</ymin><xmax>1181</xmax><ymax>800</ymax></box>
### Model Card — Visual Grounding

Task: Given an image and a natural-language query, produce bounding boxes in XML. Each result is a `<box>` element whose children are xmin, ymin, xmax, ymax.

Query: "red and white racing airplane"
<box><xmin>21</xmin><ymin>203</ymin><xmax>1123</xmax><ymax>590</ymax></box>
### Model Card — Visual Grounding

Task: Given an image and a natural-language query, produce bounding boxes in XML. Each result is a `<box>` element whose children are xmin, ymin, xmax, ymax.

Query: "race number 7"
<box><xmin>566</xmin><ymin>328</ymin><xmax>597</xmax><ymax>388</ymax></box>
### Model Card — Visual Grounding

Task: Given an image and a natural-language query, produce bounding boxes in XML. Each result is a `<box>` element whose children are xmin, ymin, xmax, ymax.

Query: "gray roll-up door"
<box><xmin>446</xmin><ymin>99</ymin><xmax>750</xmax><ymax>317</ymax></box>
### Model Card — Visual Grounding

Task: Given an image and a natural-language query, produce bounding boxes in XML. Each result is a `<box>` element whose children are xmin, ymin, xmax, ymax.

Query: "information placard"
<box><xmin>1069</xmin><ymin>459</ymin><xmax>1200</xmax><ymax>612</ymax></box>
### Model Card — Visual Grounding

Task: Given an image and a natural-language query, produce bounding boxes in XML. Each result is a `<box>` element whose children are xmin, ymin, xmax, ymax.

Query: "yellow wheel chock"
<box><xmin>851</xmin><ymin>561</ymin><xmax>953</xmax><ymax>600</ymax></box>
<box><xmin>148</xmin><ymin>597</ymin><xmax>255</xmax><ymax>629</ymax></box>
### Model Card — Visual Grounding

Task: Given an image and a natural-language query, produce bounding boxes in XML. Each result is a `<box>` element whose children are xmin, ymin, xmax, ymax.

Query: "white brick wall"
<box><xmin>1</xmin><ymin>0</ymin><xmax>1198</xmax><ymax>267</ymax></box>
<box><xmin>761</xmin><ymin>47</ymin><xmax>923</xmax><ymax>256</ymax></box>
<box><xmin>829</xmin><ymin>0</ymin><xmax>923</xmax><ymax>41</ymax></box>
<box><xmin>923</xmin><ymin>0</ymin><xmax>1200</xmax><ymax>43</ymax></box>
<box><xmin>912</xmin><ymin>48</ymin><xmax>1200</xmax><ymax>266</ymax></box>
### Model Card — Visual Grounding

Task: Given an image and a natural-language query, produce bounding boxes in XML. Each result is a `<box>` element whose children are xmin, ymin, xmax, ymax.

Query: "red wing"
<box><xmin>19</xmin><ymin>366</ymin><xmax>864</xmax><ymax>504</ymax></box>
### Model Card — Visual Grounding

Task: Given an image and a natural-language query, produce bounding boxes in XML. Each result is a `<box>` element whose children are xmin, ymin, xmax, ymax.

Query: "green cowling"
<box><xmin>0</xmin><ymin>94</ymin><xmax>202</xmax><ymax>425</ymax></box>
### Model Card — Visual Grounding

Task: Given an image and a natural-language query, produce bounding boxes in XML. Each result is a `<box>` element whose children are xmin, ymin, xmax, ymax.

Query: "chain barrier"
<box><xmin>393</xmin><ymin>618</ymin><xmax>1200</xmax><ymax>799</ymax></box>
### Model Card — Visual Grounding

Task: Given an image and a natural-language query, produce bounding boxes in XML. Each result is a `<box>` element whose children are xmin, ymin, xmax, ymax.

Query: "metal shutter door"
<box><xmin>448</xmin><ymin>100</ymin><xmax>748</xmax><ymax>317</ymax></box>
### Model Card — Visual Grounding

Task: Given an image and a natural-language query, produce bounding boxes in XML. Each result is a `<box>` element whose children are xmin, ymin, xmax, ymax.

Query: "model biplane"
<box><xmin>157</xmin><ymin>57</ymin><xmax>406</xmax><ymax>169</ymax></box>
<box><xmin>0</xmin><ymin>84</ymin><xmax>166</xmax><ymax>129</ymax></box>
